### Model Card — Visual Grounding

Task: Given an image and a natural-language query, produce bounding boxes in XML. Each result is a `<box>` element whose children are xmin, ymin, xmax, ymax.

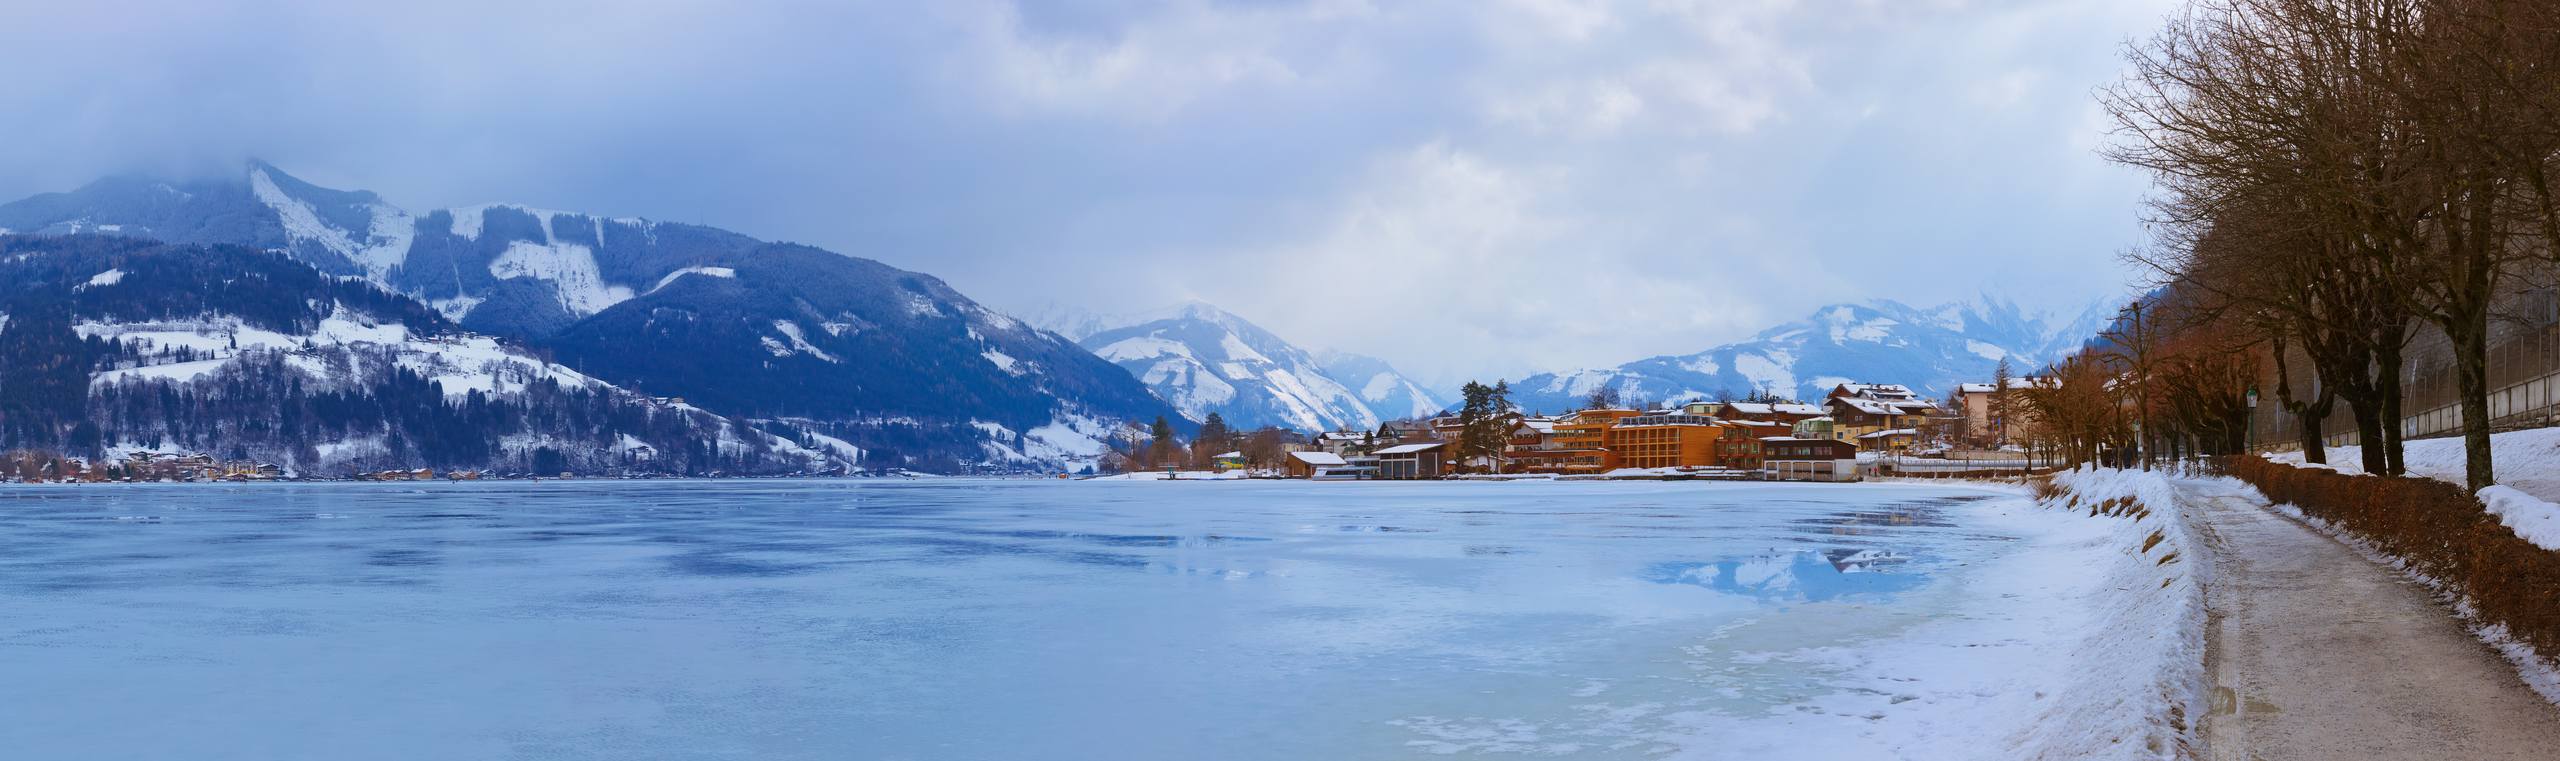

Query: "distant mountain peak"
<box><xmin>1045</xmin><ymin>300</ymin><xmax>1446</xmax><ymax>430</ymax></box>
<box><xmin>1506</xmin><ymin>295</ymin><xmax>2115</xmax><ymax>414</ymax></box>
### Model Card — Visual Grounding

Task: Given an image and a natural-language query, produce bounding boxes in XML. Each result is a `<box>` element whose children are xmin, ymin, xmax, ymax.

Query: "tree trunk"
<box><xmin>2451</xmin><ymin>322</ymin><xmax>2497</xmax><ymax>491</ymax></box>
<box><xmin>2377</xmin><ymin>339</ymin><xmax>2407</xmax><ymax>476</ymax></box>
<box><xmin>2297</xmin><ymin>410</ymin><xmax>2326</xmax><ymax>464</ymax></box>
<box><xmin>2345</xmin><ymin>393</ymin><xmax>2388</xmax><ymax>475</ymax></box>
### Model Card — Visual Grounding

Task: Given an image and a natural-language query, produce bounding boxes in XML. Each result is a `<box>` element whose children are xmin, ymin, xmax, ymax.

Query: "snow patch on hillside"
<box><xmin>448</xmin><ymin>205</ymin><xmax>486</xmax><ymax>240</ymax></box>
<box><xmin>902</xmin><ymin>292</ymin><xmax>942</xmax><ymax>318</ymax></box>
<box><xmin>762</xmin><ymin>320</ymin><xmax>840</xmax><ymax>362</ymax></box>
<box><xmin>649</xmin><ymin>266</ymin><xmax>735</xmax><ymax>293</ymax></box>
<box><xmin>1219</xmin><ymin>333</ymin><xmax>1271</xmax><ymax>364</ymax></box>
<box><xmin>1142</xmin><ymin>360</ymin><xmax>1239</xmax><ymax>417</ymax></box>
<box><xmin>83</xmin><ymin>269</ymin><xmax>125</xmax><ymax>289</ymax></box>
<box><xmin>77</xmin><ymin>310</ymin><xmax>606</xmax><ymax>401</ymax></box>
<box><xmin>489</xmin><ymin>240</ymin><xmax>633</xmax><ymax>315</ymax></box>
<box><xmin>797</xmin><ymin>430</ymin><xmax>866</xmax><ymax>465</ymax></box>
<box><xmin>250</xmin><ymin>167</ymin><xmax>412</xmax><ymax>279</ymax></box>
<box><xmin>974</xmin><ymin>411</ymin><xmax>1117</xmax><ymax>470</ymax></box>
<box><xmin>429</xmin><ymin>295</ymin><xmax>484</xmax><ymax>321</ymax></box>
<box><xmin>1360</xmin><ymin>373</ymin><xmax>1401</xmax><ymax>401</ymax></box>
<box><xmin>1735</xmin><ymin>351</ymin><xmax>1795</xmax><ymax>395</ymax></box>
<box><xmin>1097</xmin><ymin>336</ymin><xmax>1189</xmax><ymax>362</ymax></box>
<box><xmin>983</xmin><ymin>349</ymin><xmax>1024</xmax><ymax>375</ymax></box>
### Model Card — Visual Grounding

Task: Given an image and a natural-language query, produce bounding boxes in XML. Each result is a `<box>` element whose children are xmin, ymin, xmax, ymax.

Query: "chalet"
<box><xmin>1828</xmin><ymin>383</ymin><xmax>1925</xmax><ymax>404</ymax></box>
<box><xmin>1761</xmin><ymin>437</ymin><xmax>1860</xmax><ymax>482</ymax></box>
<box><xmin>1507</xmin><ymin>416</ymin><xmax>1613</xmax><ymax>474</ymax></box>
<box><xmin>1713</xmin><ymin>401</ymin><xmax>1828</xmax><ymax>425</ymax></box>
<box><xmin>1857</xmin><ymin>428</ymin><xmax>1920</xmax><ymax>453</ymax></box>
<box><xmin>218</xmin><ymin>461</ymin><xmax>284</xmax><ymax>481</ymax></box>
<box><xmin>1373</xmin><ymin>422</ymin><xmax>1431</xmax><ymax>445</ymax></box>
<box><xmin>1283</xmin><ymin>450</ymin><xmax>1354</xmax><ymax>479</ymax></box>
<box><xmin>1714</xmin><ymin>425</ymin><xmax>1765</xmax><ymax>470</ymax></box>
<box><xmin>1952</xmin><ymin>377</ymin><xmax>2051</xmax><ymax>445</ymax></box>
<box><xmin>1824</xmin><ymin>386</ymin><xmax>1943</xmax><ymax>445</ymax></box>
<box><xmin>1372</xmin><ymin>442</ymin><xmax>1448</xmax><ymax>480</ymax></box>
<box><xmin>1315</xmin><ymin>430</ymin><xmax>1372</xmax><ymax>456</ymax></box>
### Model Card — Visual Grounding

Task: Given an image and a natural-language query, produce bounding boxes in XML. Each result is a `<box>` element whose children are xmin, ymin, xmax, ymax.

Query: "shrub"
<box><xmin>2225</xmin><ymin>456</ymin><xmax>2560</xmax><ymax>670</ymax></box>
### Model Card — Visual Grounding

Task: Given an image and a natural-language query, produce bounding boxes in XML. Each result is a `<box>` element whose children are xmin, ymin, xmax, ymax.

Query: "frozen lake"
<box><xmin>0</xmin><ymin>479</ymin><xmax>2111</xmax><ymax>759</ymax></box>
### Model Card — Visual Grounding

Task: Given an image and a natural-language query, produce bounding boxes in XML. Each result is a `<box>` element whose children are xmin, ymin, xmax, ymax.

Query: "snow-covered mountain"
<box><xmin>1057</xmin><ymin>302</ymin><xmax>1380</xmax><ymax>432</ymax></box>
<box><xmin>1507</xmin><ymin>296</ymin><xmax>2114</xmax><ymax>414</ymax></box>
<box><xmin>0</xmin><ymin>162</ymin><xmax>1178</xmax><ymax>471</ymax></box>
<box><xmin>0</xmin><ymin>235</ymin><xmax>855</xmax><ymax>475</ymax></box>
<box><xmin>1314</xmin><ymin>350</ymin><xmax>1449</xmax><ymax>421</ymax></box>
<box><xmin>1027</xmin><ymin>302</ymin><xmax>1446</xmax><ymax>431</ymax></box>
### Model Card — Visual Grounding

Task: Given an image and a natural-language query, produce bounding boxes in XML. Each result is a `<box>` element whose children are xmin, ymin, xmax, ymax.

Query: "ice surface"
<box><xmin>0</xmin><ymin>480</ymin><xmax>2161</xmax><ymax>760</ymax></box>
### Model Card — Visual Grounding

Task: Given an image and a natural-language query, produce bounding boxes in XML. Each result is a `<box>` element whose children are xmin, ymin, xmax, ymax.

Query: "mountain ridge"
<box><xmin>0</xmin><ymin>162</ymin><xmax>1179</xmax><ymax>471</ymax></box>
<box><xmin>0</xmin><ymin>235</ymin><xmax>854</xmax><ymax>475</ymax></box>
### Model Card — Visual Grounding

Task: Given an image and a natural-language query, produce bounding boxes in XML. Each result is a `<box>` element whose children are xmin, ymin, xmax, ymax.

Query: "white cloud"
<box><xmin>1967</xmin><ymin>68</ymin><xmax>2049</xmax><ymax>110</ymax></box>
<box><xmin>941</xmin><ymin>0</ymin><xmax>1363</xmax><ymax>121</ymax></box>
<box><xmin>1495</xmin><ymin>0</ymin><xmax>1618</xmax><ymax>42</ymax></box>
<box><xmin>1182</xmin><ymin>141</ymin><xmax>1766</xmax><ymax>385</ymax></box>
<box><xmin>1485</xmin><ymin>78</ymin><xmax>1648</xmax><ymax>136</ymax></box>
<box><xmin>1476</xmin><ymin>0</ymin><xmax>1807</xmax><ymax>138</ymax></box>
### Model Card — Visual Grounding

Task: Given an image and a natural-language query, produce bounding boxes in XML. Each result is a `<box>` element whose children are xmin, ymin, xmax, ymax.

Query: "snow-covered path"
<box><xmin>2178</xmin><ymin>479</ymin><xmax>2560</xmax><ymax>760</ymax></box>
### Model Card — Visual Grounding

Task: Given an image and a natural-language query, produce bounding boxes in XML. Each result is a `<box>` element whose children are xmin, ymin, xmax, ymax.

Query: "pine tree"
<box><xmin>1148</xmin><ymin>415</ymin><xmax>1180</xmax><ymax>469</ymax></box>
<box><xmin>1455</xmin><ymin>381</ymin><xmax>1511</xmax><ymax>473</ymax></box>
<box><xmin>1989</xmin><ymin>357</ymin><xmax>2016</xmax><ymax>446</ymax></box>
<box><xmin>1193</xmin><ymin>412</ymin><xmax>1232</xmax><ymax>468</ymax></box>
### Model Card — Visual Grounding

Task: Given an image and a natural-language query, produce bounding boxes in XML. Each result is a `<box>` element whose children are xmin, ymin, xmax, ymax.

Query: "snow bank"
<box><xmin>2265</xmin><ymin>427</ymin><xmax>2560</xmax><ymax>552</ymax></box>
<box><xmin>2478</xmin><ymin>486</ymin><xmax>2560</xmax><ymax>553</ymax></box>
<box><xmin>2268</xmin><ymin>427</ymin><xmax>2560</xmax><ymax>502</ymax></box>
<box><xmin>2011</xmin><ymin>467</ymin><xmax>2209</xmax><ymax>759</ymax></box>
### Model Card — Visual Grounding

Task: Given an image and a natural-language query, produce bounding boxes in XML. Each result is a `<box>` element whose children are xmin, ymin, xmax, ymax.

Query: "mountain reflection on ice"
<box><xmin>1644</xmin><ymin>549</ymin><xmax>1924</xmax><ymax>602</ymax></box>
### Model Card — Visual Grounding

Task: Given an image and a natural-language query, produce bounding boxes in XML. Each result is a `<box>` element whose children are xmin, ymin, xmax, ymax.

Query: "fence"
<box><xmin>1860</xmin><ymin>456</ymin><xmax>2066</xmax><ymax>479</ymax></box>
<box><xmin>2250</xmin><ymin>289</ymin><xmax>2560</xmax><ymax>450</ymax></box>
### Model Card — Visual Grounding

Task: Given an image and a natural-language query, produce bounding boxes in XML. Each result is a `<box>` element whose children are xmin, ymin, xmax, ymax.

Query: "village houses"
<box><xmin>1276</xmin><ymin>380</ymin><xmax>1966</xmax><ymax>481</ymax></box>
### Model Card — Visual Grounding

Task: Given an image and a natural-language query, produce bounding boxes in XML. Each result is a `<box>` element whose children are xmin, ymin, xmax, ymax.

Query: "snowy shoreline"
<box><xmin>1683</xmin><ymin>469</ymin><xmax>2203</xmax><ymax>759</ymax></box>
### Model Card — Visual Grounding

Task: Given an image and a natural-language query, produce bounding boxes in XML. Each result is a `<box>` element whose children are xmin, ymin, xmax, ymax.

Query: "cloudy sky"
<box><xmin>2</xmin><ymin>0</ymin><xmax>2174</xmax><ymax>387</ymax></box>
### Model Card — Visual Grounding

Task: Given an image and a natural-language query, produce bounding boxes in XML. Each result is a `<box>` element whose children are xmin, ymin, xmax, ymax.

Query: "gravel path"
<box><xmin>2177</xmin><ymin>479</ymin><xmax>2560</xmax><ymax>760</ymax></box>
